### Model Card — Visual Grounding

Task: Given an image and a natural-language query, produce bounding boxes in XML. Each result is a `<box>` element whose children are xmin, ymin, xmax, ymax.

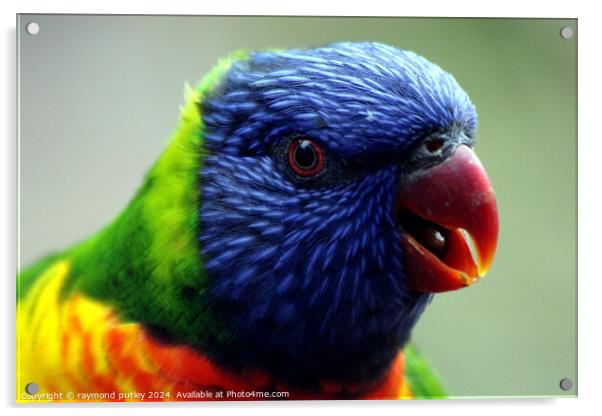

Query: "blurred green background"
<box><xmin>18</xmin><ymin>15</ymin><xmax>577</xmax><ymax>397</ymax></box>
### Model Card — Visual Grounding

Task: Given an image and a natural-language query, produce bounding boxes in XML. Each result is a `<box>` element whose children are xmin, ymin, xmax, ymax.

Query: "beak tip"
<box><xmin>476</xmin><ymin>252</ymin><xmax>495</xmax><ymax>278</ymax></box>
<box><xmin>476</xmin><ymin>234</ymin><xmax>498</xmax><ymax>278</ymax></box>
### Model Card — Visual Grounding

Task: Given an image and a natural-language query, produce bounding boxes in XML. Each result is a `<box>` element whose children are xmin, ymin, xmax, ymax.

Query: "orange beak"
<box><xmin>398</xmin><ymin>145</ymin><xmax>499</xmax><ymax>293</ymax></box>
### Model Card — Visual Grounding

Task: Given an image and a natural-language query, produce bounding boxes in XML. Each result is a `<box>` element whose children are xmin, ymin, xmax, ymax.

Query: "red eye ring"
<box><xmin>287</xmin><ymin>138</ymin><xmax>325</xmax><ymax>177</ymax></box>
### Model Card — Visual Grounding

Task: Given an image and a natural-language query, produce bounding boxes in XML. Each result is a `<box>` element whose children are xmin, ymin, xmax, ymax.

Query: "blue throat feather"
<box><xmin>196</xmin><ymin>42</ymin><xmax>477</xmax><ymax>388</ymax></box>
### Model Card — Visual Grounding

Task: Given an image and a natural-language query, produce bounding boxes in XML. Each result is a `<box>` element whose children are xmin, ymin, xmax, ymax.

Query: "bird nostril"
<box><xmin>425</xmin><ymin>138</ymin><xmax>444</xmax><ymax>153</ymax></box>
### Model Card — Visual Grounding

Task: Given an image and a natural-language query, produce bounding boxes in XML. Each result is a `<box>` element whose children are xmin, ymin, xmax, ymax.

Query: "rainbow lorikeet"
<box><xmin>17</xmin><ymin>42</ymin><xmax>498</xmax><ymax>402</ymax></box>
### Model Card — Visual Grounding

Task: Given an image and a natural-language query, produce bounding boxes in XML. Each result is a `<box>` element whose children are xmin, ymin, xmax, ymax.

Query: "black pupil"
<box><xmin>294</xmin><ymin>141</ymin><xmax>317</xmax><ymax>170</ymax></box>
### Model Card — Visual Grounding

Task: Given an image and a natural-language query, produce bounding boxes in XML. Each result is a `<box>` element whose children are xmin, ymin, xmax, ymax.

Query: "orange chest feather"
<box><xmin>17</xmin><ymin>261</ymin><xmax>412</xmax><ymax>401</ymax></box>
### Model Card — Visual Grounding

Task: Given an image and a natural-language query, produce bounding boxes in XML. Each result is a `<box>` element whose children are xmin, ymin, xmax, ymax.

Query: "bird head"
<box><xmin>197</xmin><ymin>42</ymin><xmax>498</xmax><ymax>386</ymax></box>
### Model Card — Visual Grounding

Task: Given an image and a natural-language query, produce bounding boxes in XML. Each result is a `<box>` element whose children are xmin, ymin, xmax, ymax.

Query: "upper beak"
<box><xmin>398</xmin><ymin>145</ymin><xmax>499</xmax><ymax>293</ymax></box>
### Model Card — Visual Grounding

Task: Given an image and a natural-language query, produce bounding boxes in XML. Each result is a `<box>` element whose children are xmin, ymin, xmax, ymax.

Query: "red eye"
<box><xmin>287</xmin><ymin>138</ymin><xmax>325</xmax><ymax>177</ymax></box>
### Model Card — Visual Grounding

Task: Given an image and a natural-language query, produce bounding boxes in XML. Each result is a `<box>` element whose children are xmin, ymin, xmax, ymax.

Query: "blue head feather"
<box><xmin>197</xmin><ymin>42</ymin><xmax>477</xmax><ymax>388</ymax></box>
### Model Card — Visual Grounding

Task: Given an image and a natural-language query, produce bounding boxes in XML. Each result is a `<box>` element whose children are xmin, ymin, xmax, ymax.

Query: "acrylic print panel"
<box><xmin>16</xmin><ymin>15</ymin><xmax>577</xmax><ymax>402</ymax></box>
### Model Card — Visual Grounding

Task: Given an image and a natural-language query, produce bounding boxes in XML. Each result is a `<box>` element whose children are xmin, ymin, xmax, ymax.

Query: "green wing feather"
<box><xmin>404</xmin><ymin>344</ymin><xmax>447</xmax><ymax>398</ymax></box>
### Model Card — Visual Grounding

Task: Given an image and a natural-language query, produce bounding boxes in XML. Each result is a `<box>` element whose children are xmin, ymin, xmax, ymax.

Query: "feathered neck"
<box><xmin>61</xmin><ymin>53</ymin><xmax>248</xmax><ymax>352</ymax></box>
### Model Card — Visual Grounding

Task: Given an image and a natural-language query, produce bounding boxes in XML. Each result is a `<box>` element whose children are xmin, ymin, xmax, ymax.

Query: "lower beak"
<box><xmin>398</xmin><ymin>145</ymin><xmax>499</xmax><ymax>293</ymax></box>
